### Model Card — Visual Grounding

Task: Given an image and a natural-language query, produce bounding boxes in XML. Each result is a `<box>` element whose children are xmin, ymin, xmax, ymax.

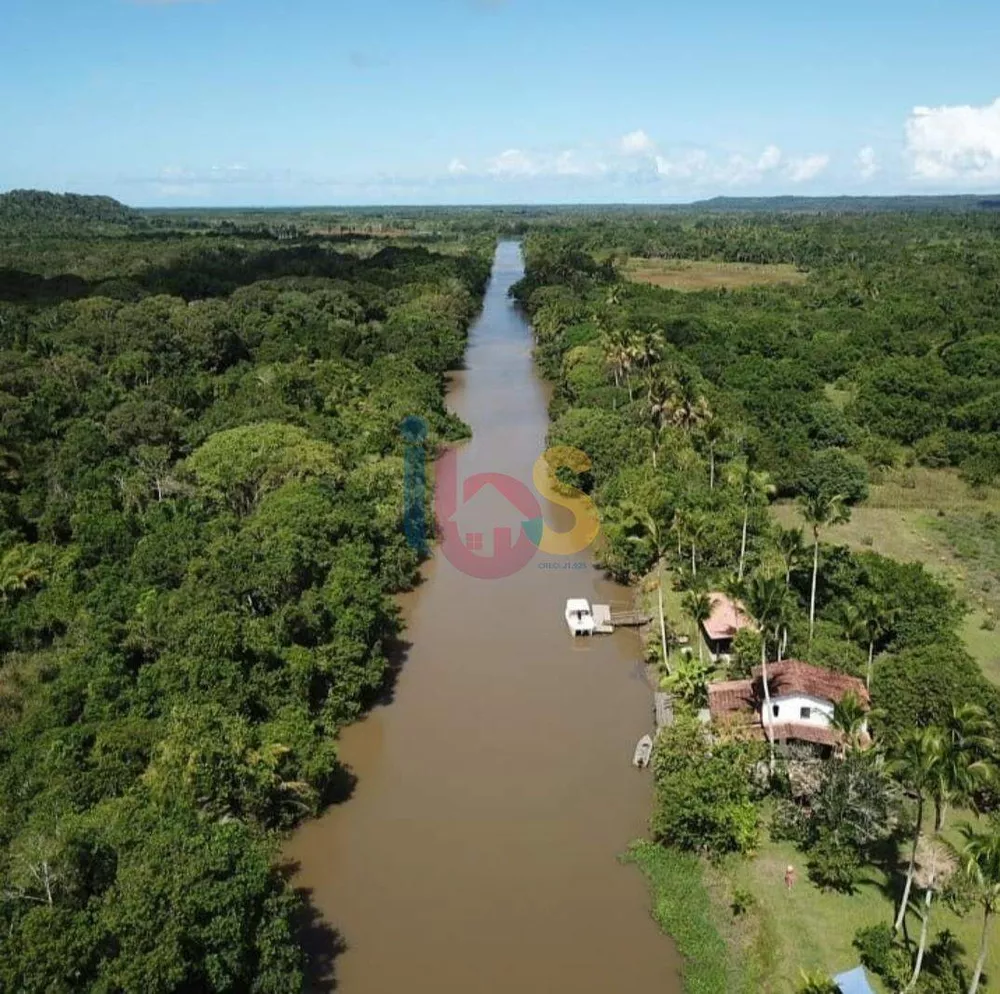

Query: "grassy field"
<box><xmin>717</xmin><ymin>816</ymin><xmax>1000</xmax><ymax>994</ymax></box>
<box><xmin>773</xmin><ymin>466</ymin><xmax>1000</xmax><ymax>683</ymax></box>
<box><xmin>622</xmin><ymin>257</ymin><xmax>808</xmax><ymax>292</ymax></box>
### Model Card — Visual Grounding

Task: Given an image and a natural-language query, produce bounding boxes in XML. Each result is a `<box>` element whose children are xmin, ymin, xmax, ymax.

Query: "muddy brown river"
<box><xmin>285</xmin><ymin>241</ymin><xmax>681</xmax><ymax>993</ymax></box>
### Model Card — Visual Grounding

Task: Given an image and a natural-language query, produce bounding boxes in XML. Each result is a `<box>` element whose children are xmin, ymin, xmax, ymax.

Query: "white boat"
<box><xmin>565</xmin><ymin>598</ymin><xmax>596</xmax><ymax>636</ymax></box>
<box><xmin>632</xmin><ymin>734</ymin><xmax>654</xmax><ymax>769</ymax></box>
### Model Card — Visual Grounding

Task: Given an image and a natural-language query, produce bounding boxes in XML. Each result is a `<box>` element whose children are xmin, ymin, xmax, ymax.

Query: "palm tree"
<box><xmin>959</xmin><ymin>821</ymin><xmax>1000</xmax><ymax>994</ymax></box>
<box><xmin>740</xmin><ymin>572</ymin><xmax>794</xmax><ymax>771</ymax></box>
<box><xmin>831</xmin><ymin>690</ymin><xmax>869</xmax><ymax>756</ymax></box>
<box><xmin>857</xmin><ymin>590</ymin><xmax>896</xmax><ymax>690</ymax></box>
<box><xmin>836</xmin><ymin>601</ymin><xmax>867</xmax><ymax>649</ymax></box>
<box><xmin>890</xmin><ymin>727</ymin><xmax>945</xmax><ymax>933</ymax></box>
<box><xmin>627</xmin><ymin>507</ymin><xmax>672</xmax><ymax>671</ymax></box>
<box><xmin>634</xmin><ymin>325</ymin><xmax>665</xmax><ymax>371</ymax></box>
<box><xmin>666</xmin><ymin>373</ymin><xmax>711</xmax><ymax>434</ymax></box>
<box><xmin>729</xmin><ymin>463</ymin><xmax>776</xmax><ymax>581</ymax></box>
<box><xmin>699</xmin><ymin>418</ymin><xmax>727</xmax><ymax>490</ymax></box>
<box><xmin>775</xmin><ymin>525</ymin><xmax>807</xmax><ymax>588</ymax></box>
<box><xmin>933</xmin><ymin>704</ymin><xmax>995</xmax><ymax>831</ymax></box>
<box><xmin>662</xmin><ymin>654</ymin><xmax>711</xmax><ymax>709</ymax></box>
<box><xmin>645</xmin><ymin>373</ymin><xmax>674</xmax><ymax>468</ymax></box>
<box><xmin>681</xmin><ymin>589</ymin><xmax>713</xmax><ymax>663</ymax></box>
<box><xmin>598</xmin><ymin>323</ymin><xmax>639</xmax><ymax>403</ymax></box>
<box><xmin>907</xmin><ymin>837</ymin><xmax>957</xmax><ymax>991</ymax></box>
<box><xmin>679</xmin><ymin>509</ymin><xmax>710</xmax><ymax>580</ymax></box>
<box><xmin>798</xmin><ymin>492</ymin><xmax>850</xmax><ymax>644</ymax></box>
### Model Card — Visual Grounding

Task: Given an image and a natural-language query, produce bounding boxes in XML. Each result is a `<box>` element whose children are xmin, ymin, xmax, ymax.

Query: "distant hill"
<box><xmin>690</xmin><ymin>194</ymin><xmax>1000</xmax><ymax>214</ymax></box>
<box><xmin>0</xmin><ymin>189</ymin><xmax>140</xmax><ymax>227</ymax></box>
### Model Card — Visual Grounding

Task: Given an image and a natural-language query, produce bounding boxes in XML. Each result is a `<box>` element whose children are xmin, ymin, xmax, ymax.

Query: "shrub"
<box><xmin>796</xmin><ymin>448</ymin><xmax>870</xmax><ymax>505</ymax></box>
<box><xmin>769</xmin><ymin>800</ymin><xmax>813</xmax><ymax>846</ymax></box>
<box><xmin>806</xmin><ymin>833</ymin><xmax>861</xmax><ymax>893</ymax></box>
<box><xmin>853</xmin><ymin>923</ymin><xmax>911</xmax><ymax>991</ymax></box>
<box><xmin>730</xmin><ymin>887</ymin><xmax>755</xmax><ymax>917</ymax></box>
<box><xmin>651</xmin><ymin>715</ymin><xmax>763</xmax><ymax>857</ymax></box>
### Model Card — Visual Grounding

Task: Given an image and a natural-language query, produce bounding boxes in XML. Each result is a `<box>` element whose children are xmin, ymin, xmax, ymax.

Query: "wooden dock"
<box><xmin>592</xmin><ymin>604</ymin><xmax>614</xmax><ymax>634</ymax></box>
<box><xmin>590</xmin><ymin>605</ymin><xmax>650</xmax><ymax>634</ymax></box>
<box><xmin>654</xmin><ymin>692</ymin><xmax>674</xmax><ymax>731</ymax></box>
<box><xmin>610</xmin><ymin>610</ymin><xmax>651</xmax><ymax>628</ymax></box>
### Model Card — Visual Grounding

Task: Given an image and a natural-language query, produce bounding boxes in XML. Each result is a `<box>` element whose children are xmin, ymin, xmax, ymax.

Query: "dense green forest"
<box><xmin>513</xmin><ymin>210</ymin><xmax>1000</xmax><ymax>993</ymax></box>
<box><xmin>0</xmin><ymin>193</ymin><xmax>490</xmax><ymax>991</ymax></box>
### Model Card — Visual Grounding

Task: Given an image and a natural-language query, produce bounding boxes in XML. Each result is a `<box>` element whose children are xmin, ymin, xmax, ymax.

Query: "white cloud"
<box><xmin>906</xmin><ymin>97</ymin><xmax>1000</xmax><ymax>182</ymax></box>
<box><xmin>655</xmin><ymin>149</ymin><xmax>710</xmax><ymax>180</ymax></box>
<box><xmin>785</xmin><ymin>153</ymin><xmax>830</xmax><ymax>182</ymax></box>
<box><xmin>656</xmin><ymin>145</ymin><xmax>824</xmax><ymax>186</ymax></box>
<box><xmin>487</xmin><ymin>148</ymin><xmax>538</xmax><ymax>177</ymax></box>
<box><xmin>757</xmin><ymin>144</ymin><xmax>783</xmax><ymax>171</ymax></box>
<box><xmin>620</xmin><ymin>129</ymin><xmax>655</xmax><ymax>155</ymax></box>
<box><xmin>856</xmin><ymin>146</ymin><xmax>879</xmax><ymax>180</ymax></box>
<box><xmin>447</xmin><ymin>158</ymin><xmax>469</xmax><ymax>175</ymax></box>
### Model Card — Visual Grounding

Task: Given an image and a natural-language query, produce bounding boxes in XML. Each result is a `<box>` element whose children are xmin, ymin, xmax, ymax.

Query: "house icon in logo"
<box><xmin>435</xmin><ymin>451</ymin><xmax>542</xmax><ymax>579</ymax></box>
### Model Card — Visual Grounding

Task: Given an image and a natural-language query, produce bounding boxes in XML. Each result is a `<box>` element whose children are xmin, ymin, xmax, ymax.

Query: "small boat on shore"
<box><xmin>632</xmin><ymin>734</ymin><xmax>654</xmax><ymax>769</ymax></box>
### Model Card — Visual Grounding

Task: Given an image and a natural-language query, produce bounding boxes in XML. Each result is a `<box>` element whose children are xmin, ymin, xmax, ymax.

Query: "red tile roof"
<box><xmin>703</xmin><ymin>592</ymin><xmax>756</xmax><ymax>642</ymax></box>
<box><xmin>708</xmin><ymin>661</ymin><xmax>872</xmax><ymax>750</ymax></box>
<box><xmin>708</xmin><ymin>678</ymin><xmax>755</xmax><ymax>716</ymax></box>
<box><xmin>751</xmin><ymin>660</ymin><xmax>870</xmax><ymax>707</ymax></box>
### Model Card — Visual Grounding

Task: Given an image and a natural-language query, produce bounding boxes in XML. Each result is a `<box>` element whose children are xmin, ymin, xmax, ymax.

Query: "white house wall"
<box><xmin>761</xmin><ymin>694</ymin><xmax>834</xmax><ymax>728</ymax></box>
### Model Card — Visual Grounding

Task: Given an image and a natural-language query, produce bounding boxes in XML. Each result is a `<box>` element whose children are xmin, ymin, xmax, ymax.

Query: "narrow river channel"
<box><xmin>285</xmin><ymin>241</ymin><xmax>681</xmax><ymax>993</ymax></box>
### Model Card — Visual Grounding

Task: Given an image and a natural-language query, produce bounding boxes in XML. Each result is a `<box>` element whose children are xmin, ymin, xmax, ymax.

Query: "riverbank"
<box><xmin>285</xmin><ymin>241</ymin><xmax>680</xmax><ymax>993</ymax></box>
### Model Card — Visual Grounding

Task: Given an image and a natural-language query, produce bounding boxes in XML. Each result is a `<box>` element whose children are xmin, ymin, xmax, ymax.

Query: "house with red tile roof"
<box><xmin>707</xmin><ymin>660</ymin><xmax>870</xmax><ymax>753</ymax></box>
<box><xmin>701</xmin><ymin>591</ymin><xmax>756</xmax><ymax>659</ymax></box>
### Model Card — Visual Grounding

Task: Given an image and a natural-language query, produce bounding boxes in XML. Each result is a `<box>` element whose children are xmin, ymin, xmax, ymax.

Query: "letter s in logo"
<box><xmin>530</xmin><ymin>446</ymin><xmax>601</xmax><ymax>557</ymax></box>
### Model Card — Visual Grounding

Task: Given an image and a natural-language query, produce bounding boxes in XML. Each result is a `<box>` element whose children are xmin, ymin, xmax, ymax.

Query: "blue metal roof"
<box><xmin>834</xmin><ymin>966</ymin><xmax>877</xmax><ymax>994</ymax></box>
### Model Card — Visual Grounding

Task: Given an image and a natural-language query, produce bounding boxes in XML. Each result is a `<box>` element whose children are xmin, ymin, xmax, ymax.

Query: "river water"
<box><xmin>285</xmin><ymin>241</ymin><xmax>680</xmax><ymax>993</ymax></box>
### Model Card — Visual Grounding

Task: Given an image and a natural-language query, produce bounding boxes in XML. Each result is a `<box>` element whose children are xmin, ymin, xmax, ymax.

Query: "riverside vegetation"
<box><xmin>0</xmin><ymin>191</ymin><xmax>491</xmax><ymax>992</ymax></box>
<box><xmin>514</xmin><ymin>208</ymin><xmax>1000</xmax><ymax>994</ymax></box>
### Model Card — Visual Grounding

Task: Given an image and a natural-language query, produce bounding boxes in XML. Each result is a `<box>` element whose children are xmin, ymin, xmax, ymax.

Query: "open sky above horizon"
<box><xmin>3</xmin><ymin>0</ymin><xmax>1000</xmax><ymax>207</ymax></box>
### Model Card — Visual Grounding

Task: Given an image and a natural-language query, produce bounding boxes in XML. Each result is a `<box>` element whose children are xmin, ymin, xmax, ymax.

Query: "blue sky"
<box><xmin>2</xmin><ymin>0</ymin><xmax>1000</xmax><ymax>206</ymax></box>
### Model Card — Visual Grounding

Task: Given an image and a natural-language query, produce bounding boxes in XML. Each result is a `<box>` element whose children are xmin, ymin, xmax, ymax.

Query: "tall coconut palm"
<box><xmin>960</xmin><ymin>821</ymin><xmax>1000</xmax><ymax>994</ymax></box>
<box><xmin>933</xmin><ymin>704</ymin><xmax>995</xmax><ymax>831</ymax></box>
<box><xmin>680</xmin><ymin>509</ymin><xmax>711</xmax><ymax>580</ymax></box>
<box><xmin>599</xmin><ymin>323</ymin><xmax>639</xmax><ymax>403</ymax></box>
<box><xmin>699</xmin><ymin>418</ymin><xmax>727</xmax><ymax>490</ymax></box>
<box><xmin>798</xmin><ymin>491</ymin><xmax>850</xmax><ymax>644</ymax></box>
<box><xmin>681</xmin><ymin>589</ymin><xmax>713</xmax><ymax>663</ymax></box>
<box><xmin>627</xmin><ymin>506</ymin><xmax>672</xmax><ymax>671</ymax></box>
<box><xmin>635</xmin><ymin>324</ymin><xmax>665</xmax><ymax>371</ymax></box>
<box><xmin>775</xmin><ymin>525</ymin><xmax>807</xmax><ymax>588</ymax></box>
<box><xmin>666</xmin><ymin>373</ymin><xmax>711</xmax><ymax>434</ymax></box>
<box><xmin>857</xmin><ymin>590</ymin><xmax>896</xmax><ymax>690</ymax></box>
<box><xmin>907</xmin><ymin>837</ymin><xmax>957</xmax><ymax>990</ymax></box>
<box><xmin>740</xmin><ymin>572</ymin><xmax>795</xmax><ymax>771</ymax></box>
<box><xmin>729</xmin><ymin>462</ymin><xmax>776</xmax><ymax>581</ymax></box>
<box><xmin>890</xmin><ymin>727</ymin><xmax>945</xmax><ymax>933</ymax></box>
<box><xmin>645</xmin><ymin>373</ymin><xmax>674</xmax><ymax>468</ymax></box>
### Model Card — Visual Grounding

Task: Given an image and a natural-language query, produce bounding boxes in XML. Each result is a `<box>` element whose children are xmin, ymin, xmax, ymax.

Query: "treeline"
<box><xmin>0</xmin><ymin>219</ymin><xmax>490</xmax><ymax>991</ymax></box>
<box><xmin>0</xmin><ymin>190</ymin><xmax>141</xmax><ymax>230</ymax></box>
<box><xmin>517</xmin><ymin>214</ymin><xmax>1000</xmax><ymax>488</ymax></box>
